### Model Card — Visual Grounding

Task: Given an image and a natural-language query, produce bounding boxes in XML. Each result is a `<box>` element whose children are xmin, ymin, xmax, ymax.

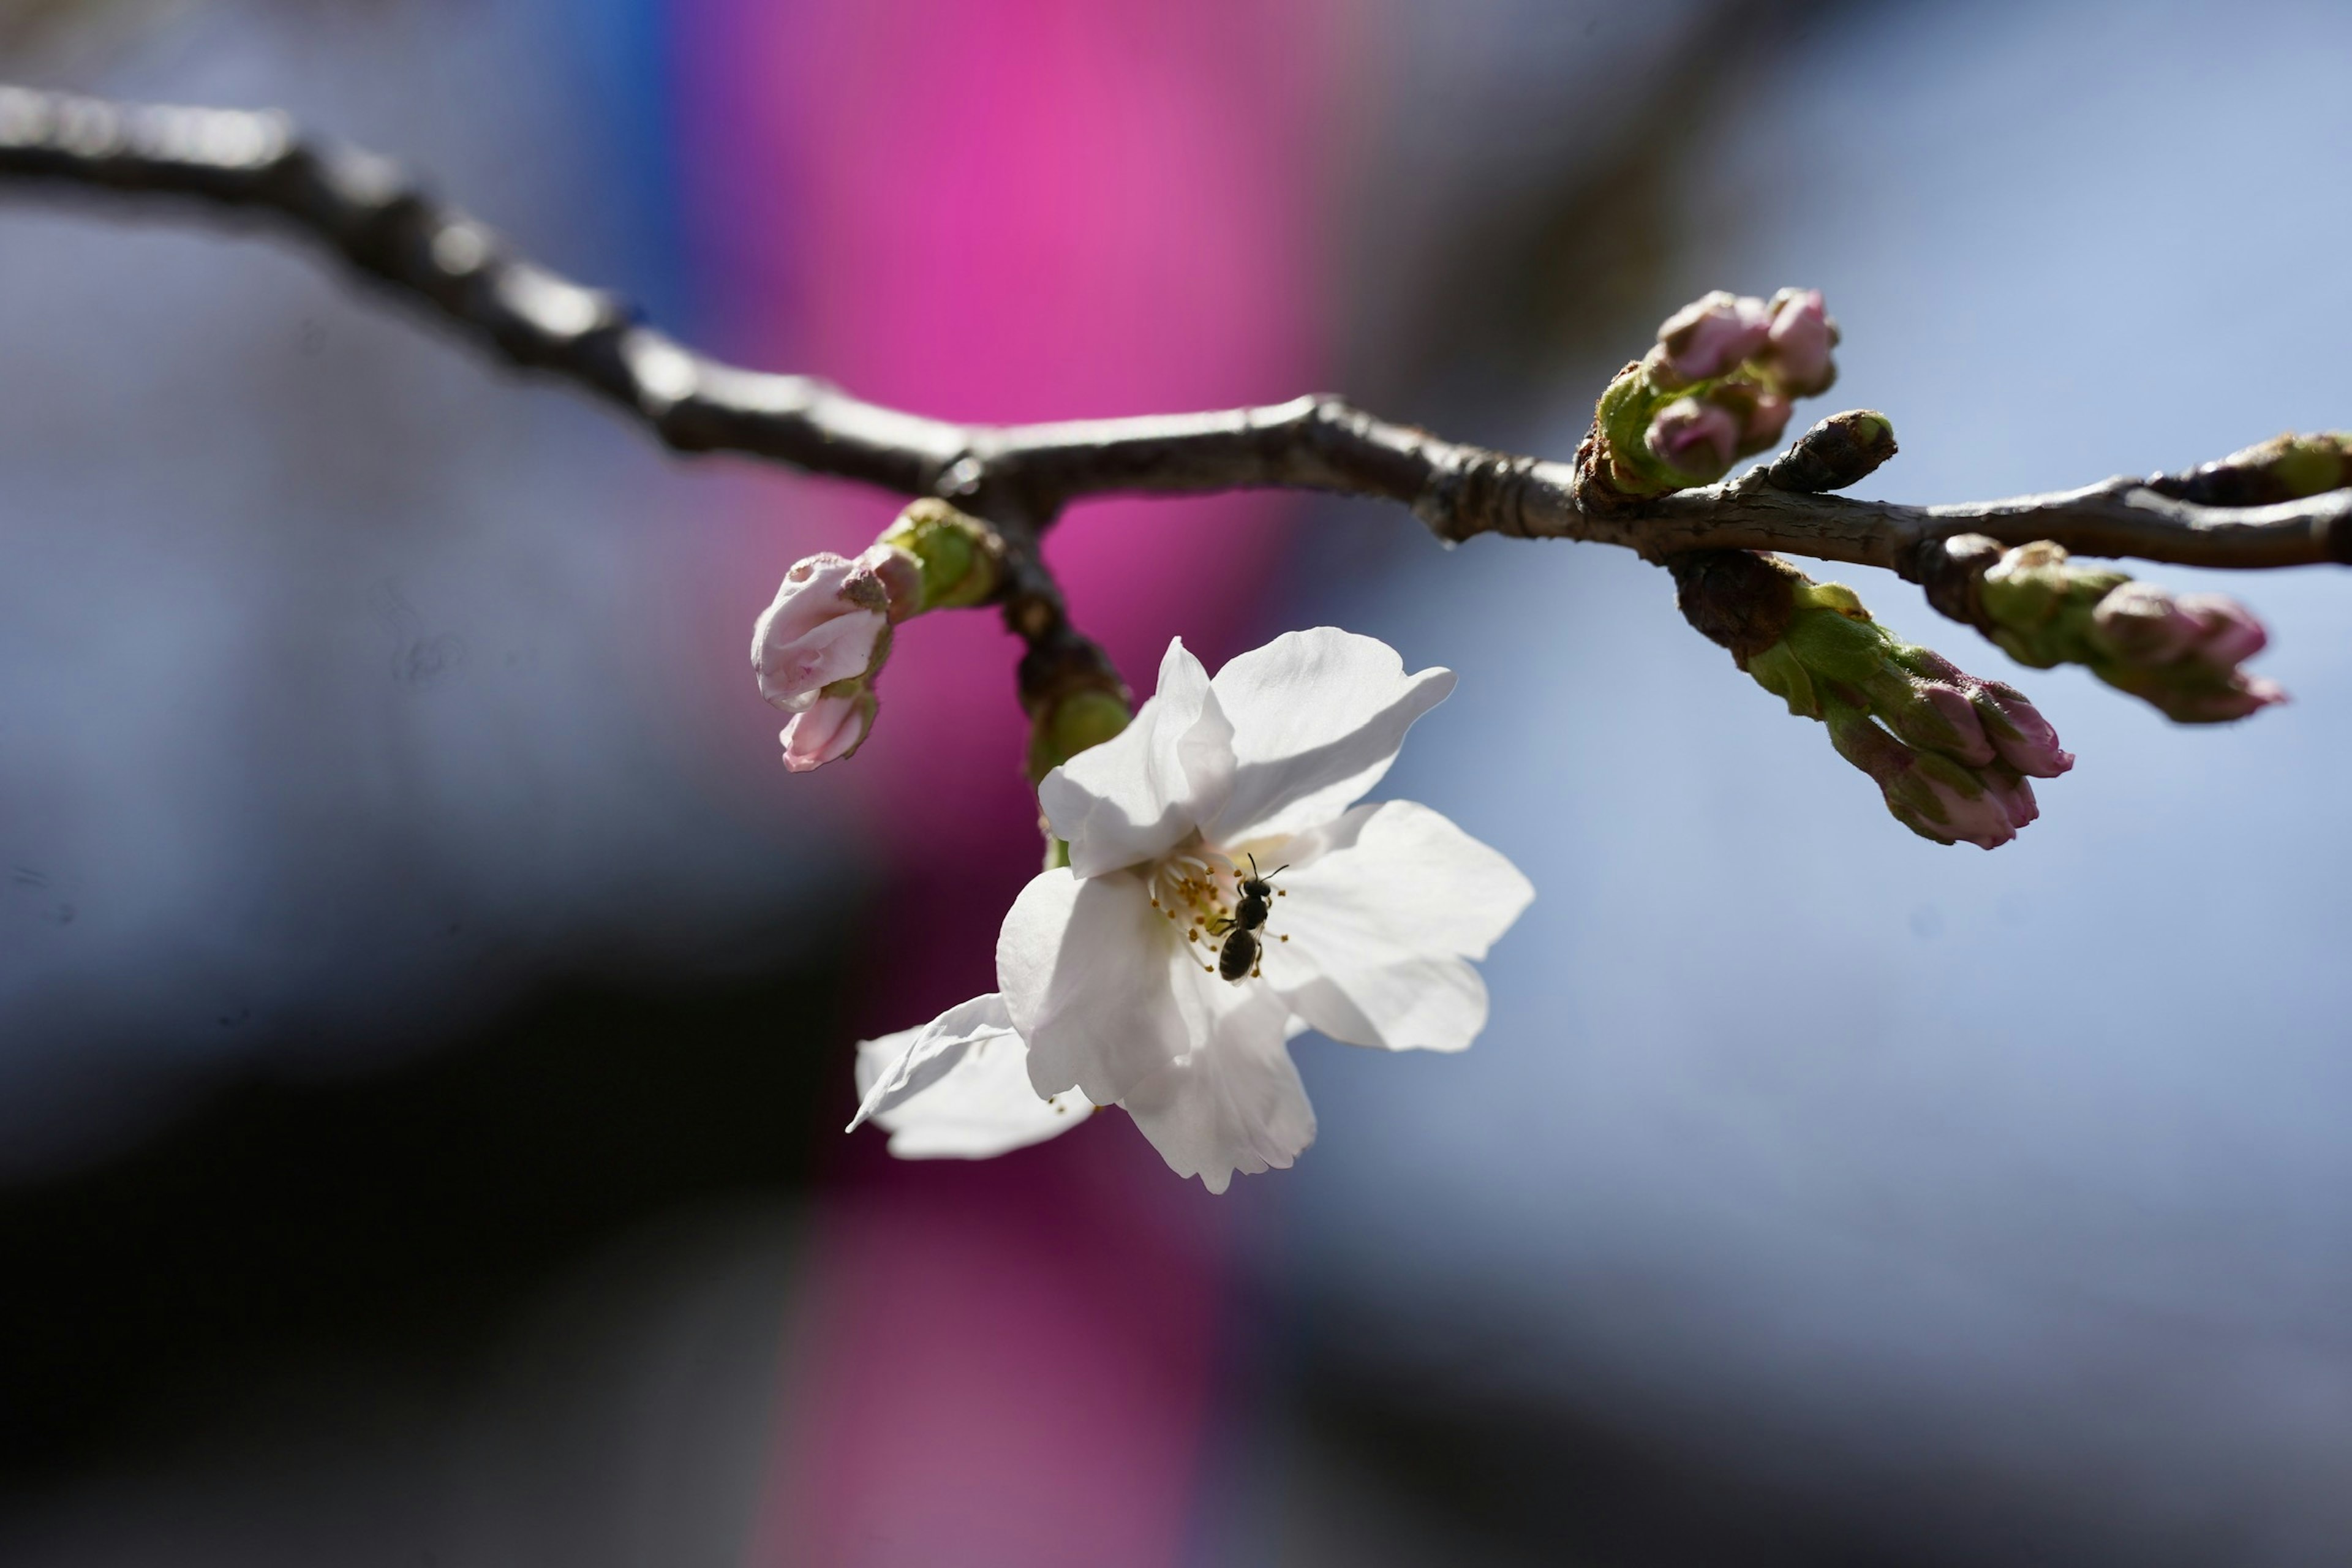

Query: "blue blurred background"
<box><xmin>0</xmin><ymin>2</ymin><xmax>2346</xmax><ymax>1564</ymax></box>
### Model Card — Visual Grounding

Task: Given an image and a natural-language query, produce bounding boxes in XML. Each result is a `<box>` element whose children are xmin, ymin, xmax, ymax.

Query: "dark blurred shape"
<box><xmin>0</xmin><ymin>932</ymin><xmax>851</xmax><ymax>1475</ymax></box>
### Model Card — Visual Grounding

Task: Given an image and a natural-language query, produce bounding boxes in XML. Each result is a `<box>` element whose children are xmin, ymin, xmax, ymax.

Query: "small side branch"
<box><xmin>1</xmin><ymin>84</ymin><xmax>2346</xmax><ymax>576</ymax></box>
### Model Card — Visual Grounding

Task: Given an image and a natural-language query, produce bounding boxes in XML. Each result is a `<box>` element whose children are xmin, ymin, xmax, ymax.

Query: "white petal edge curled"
<box><xmin>850</xmin><ymin>993</ymin><xmax>1092</xmax><ymax>1159</ymax></box>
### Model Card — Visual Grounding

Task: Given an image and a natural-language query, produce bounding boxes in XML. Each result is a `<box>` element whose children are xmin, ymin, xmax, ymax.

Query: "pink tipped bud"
<box><xmin>1645</xmin><ymin>396</ymin><xmax>1741</xmax><ymax>482</ymax></box>
<box><xmin>1902</xmin><ymin>759</ymin><xmax>2029</xmax><ymax>850</ymax></box>
<box><xmin>1915</xmin><ymin>679</ymin><xmax>1997</xmax><ymax>767</ymax></box>
<box><xmin>2174</xmin><ymin>593</ymin><xmax>2269</xmax><ymax>667</ymax></box>
<box><xmin>1826</xmin><ymin>701</ymin><xmax>2037</xmax><ymax>850</ymax></box>
<box><xmin>752</xmin><ymin>552</ymin><xmax>891</xmax><ymax>712</ymax></box>
<box><xmin>1758</xmin><ymin>288</ymin><xmax>1839</xmax><ymax>397</ymax></box>
<box><xmin>1970</xmin><ymin>679</ymin><xmax>2075</xmax><ymax>777</ymax></box>
<box><xmin>2089</xmin><ymin>580</ymin><xmax>2203</xmax><ymax>665</ymax></box>
<box><xmin>2087</xmin><ymin>579</ymin><xmax>2284</xmax><ymax>722</ymax></box>
<box><xmin>1981</xmin><ymin>769</ymin><xmax>2040</xmax><ymax>832</ymax></box>
<box><xmin>780</xmin><ymin>686</ymin><xmax>876</xmax><ymax>771</ymax></box>
<box><xmin>2162</xmin><ymin>675</ymin><xmax>2288</xmax><ymax>724</ymax></box>
<box><xmin>1656</xmin><ymin>291</ymin><xmax>1773</xmax><ymax>384</ymax></box>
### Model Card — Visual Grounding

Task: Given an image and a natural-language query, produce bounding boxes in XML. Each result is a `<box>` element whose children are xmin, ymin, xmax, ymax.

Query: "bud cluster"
<box><xmin>1940</xmin><ymin>537</ymin><xmax>2287</xmax><ymax>724</ymax></box>
<box><xmin>1586</xmin><ymin>288</ymin><xmax>1842</xmax><ymax>502</ymax></box>
<box><xmin>1675</xmin><ymin>551</ymin><xmax>2071</xmax><ymax>849</ymax></box>
<box><xmin>750</xmin><ymin>499</ymin><xmax>1003</xmax><ymax>771</ymax></box>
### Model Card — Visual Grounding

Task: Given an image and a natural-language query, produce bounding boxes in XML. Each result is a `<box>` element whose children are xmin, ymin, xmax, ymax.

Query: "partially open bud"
<box><xmin>1655</xmin><ymin>290</ymin><xmax>1773</xmax><ymax>386</ymax></box>
<box><xmin>780</xmin><ymin>683</ymin><xmax>877</xmax><ymax>772</ymax></box>
<box><xmin>1756</xmin><ymin>287</ymin><xmax>1838</xmax><ymax>397</ymax></box>
<box><xmin>752</xmin><ymin>552</ymin><xmax>891</xmax><ymax>712</ymax></box>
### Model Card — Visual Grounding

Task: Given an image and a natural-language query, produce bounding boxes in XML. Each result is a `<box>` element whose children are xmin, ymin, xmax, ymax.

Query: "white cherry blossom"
<box><xmin>851</xmin><ymin>628</ymin><xmax>1534</xmax><ymax>1192</ymax></box>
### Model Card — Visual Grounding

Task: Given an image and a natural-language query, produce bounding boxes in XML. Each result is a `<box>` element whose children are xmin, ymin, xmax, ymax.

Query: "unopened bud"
<box><xmin>1581</xmin><ymin>286</ymin><xmax>1848</xmax><ymax>505</ymax></box>
<box><xmin>1864</xmin><ymin>660</ymin><xmax>1996</xmax><ymax>767</ymax></box>
<box><xmin>1967</xmin><ymin>677</ymin><xmax>2075</xmax><ymax>777</ymax></box>
<box><xmin>1762</xmin><ymin>410</ymin><xmax>1898</xmax><ymax>494</ymax></box>
<box><xmin>1679</xmin><ymin>554</ymin><xmax>2070</xmax><ymax>846</ymax></box>
<box><xmin>780</xmin><ymin>683</ymin><xmax>877</xmax><ymax>771</ymax></box>
<box><xmin>2148</xmin><ymin>432</ymin><xmax>2352</xmax><ymax>508</ymax></box>
<box><xmin>752</xmin><ymin>552</ymin><xmax>891</xmax><ymax>712</ymax></box>
<box><xmin>1887</xmin><ymin>644</ymin><xmax>2074</xmax><ymax>778</ymax></box>
<box><xmin>1655</xmin><ymin>290</ymin><xmax>1773</xmax><ymax>385</ymax></box>
<box><xmin>1645</xmin><ymin>396</ymin><xmax>1741</xmax><ymax>483</ymax></box>
<box><xmin>1825</xmin><ymin>698</ymin><xmax>2035</xmax><ymax>850</ymax></box>
<box><xmin>1975</xmin><ymin>541</ymin><xmax>2285</xmax><ymax>724</ymax></box>
<box><xmin>1757</xmin><ymin>287</ymin><xmax>1838</xmax><ymax>397</ymax></box>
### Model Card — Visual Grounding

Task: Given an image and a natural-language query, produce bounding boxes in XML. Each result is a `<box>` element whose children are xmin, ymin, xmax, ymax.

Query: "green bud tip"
<box><xmin>1025</xmin><ymin>688</ymin><xmax>1132</xmax><ymax>784</ymax></box>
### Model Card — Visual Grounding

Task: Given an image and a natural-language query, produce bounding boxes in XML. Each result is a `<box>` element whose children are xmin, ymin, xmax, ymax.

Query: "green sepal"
<box><xmin>878</xmin><ymin>498</ymin><xmax>1001</xmax><ymax>614</ymax></box>
<box><xmin>1744</xmin><ymin>642</ymin><xmax>1818</xmax><ymax>717</ymax></box>
<box><xmin>1782</xmin><ymin>605</ymin><xmax>1891</xmax><ymax>685</ymax></box>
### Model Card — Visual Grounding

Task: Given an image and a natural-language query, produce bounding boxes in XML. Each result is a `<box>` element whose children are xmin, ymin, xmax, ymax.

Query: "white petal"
<box><xmin>1200</xmin><ymin>628</ymin><xmax>1455</xmax><ymax>844</ymax></box>
<box><xmin>851</xmin><ymin>996</ymin><xmax>1092</xmax><ymax>1159</ymax></box>
<box><xmin>998</xmin><ymin>866</ymin><xmax>1231</xmax><ymax>1106</ymax></box>
<box><xmin>1119</xmin><ymin>982</ymin><xmax>1315</xmax><ymax>1194</ymax></box>
<box><xmin>848</xmin><ymin>992</ymin><xmax>1017</xmax><ymax>1131</ymax></box>
<box><xmin>1037</xmin><ymin>638</ymin><xmax>1236</xmax><ymax>878</ymax></box>
<box><xmin>1257</xmin><ymin>800</ymin><xmax>1534</xmax><ymax>1054</ymax></box>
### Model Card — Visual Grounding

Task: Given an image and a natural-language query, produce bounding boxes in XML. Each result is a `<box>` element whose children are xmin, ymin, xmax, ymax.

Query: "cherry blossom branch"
<box><xmin>3</xmin><ymin>83</ymin><xmax>2348</xmax><ymax>582</ymax></box>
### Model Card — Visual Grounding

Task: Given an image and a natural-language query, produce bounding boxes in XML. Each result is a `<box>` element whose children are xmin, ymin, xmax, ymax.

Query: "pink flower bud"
<box><xmin>1758</xmin><ymin>288</ymin><xmax>1838</xmax><ymax>397</ymax></box>
<box><xmin>1981</xmin><ymin>770</ymin><xmax>2040</xmax><ymax>832</ymax></box>
<box><xmin>1743</xmin><ymin>390</ymin><xmax>1794</xmax><ymax>452</ymax></box>
<box><xmin>2089</xmin><ymin>581</ymin><xmax>2203</xmax><ymax>665</ymax></box>
<box><xmin>2174</xmin><ymin>593</ymin><xmax>2269</xmax><ymax>667</ymax></box>
<box><xmin>2157</xmin><ymin>675</ymin><xmax>2288</xmax><ymax>724</ymax></box>
<box><xmin>1970</xmin><ymin>680</ymin><xmax>2075</xmax><ymax>777</ymax></box>
<box><xmin>1915</xmin><ymin>679</ymin><xmax>1996</xmax><ymax>766</ymax></box>
<box><xmin>1826</xmin><ymin>701</ymin><xmax>2037</xmax><ymax>850</ymax></box>
<box><xmin>1656</xmin><ymin>291</ymin><xmax>1773</xmax><ymax>383</ymax></box>
<box><xmin>1903</xmin><ymin>763</ymin><xmax>2029</xmax><ymax>850</ymax></box>
<box><xmin>1645</xmin><ymin>396</ymin><xmax>1741</xmax><ymax>482</ymax></box>
<box><xmin>2087</xmin><ymin>580</ymin><xmax>2283</xmax><ymax>720</ymax></box>
<box><xmin>780</xmin><ymin>686</ymin><xmax>876</xmax><ymax>771</ymax></box>
<box><xmin>752</xmin><ymin>552</ymin><xmax>891</xmax><ymax>712</ymax></box>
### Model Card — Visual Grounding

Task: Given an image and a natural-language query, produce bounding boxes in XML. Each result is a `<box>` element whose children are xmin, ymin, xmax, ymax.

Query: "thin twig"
<box><xmin>1</xmin><ymin>83</ymin><xmax>2346</xmax><ymax>581</ymax></box>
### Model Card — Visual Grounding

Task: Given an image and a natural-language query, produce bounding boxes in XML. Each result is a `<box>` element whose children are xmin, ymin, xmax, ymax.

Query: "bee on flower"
<box><xmin>850</xmin><ymin>628</ymin><xmax>1535</xmax><ymax>1193</ymax></box>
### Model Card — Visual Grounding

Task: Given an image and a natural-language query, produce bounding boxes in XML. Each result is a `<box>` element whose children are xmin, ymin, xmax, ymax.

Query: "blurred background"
<box><xmin>0</xmin><ymin>0</ymin><xmax>2347</xmax><ymax>1562</ymax></box>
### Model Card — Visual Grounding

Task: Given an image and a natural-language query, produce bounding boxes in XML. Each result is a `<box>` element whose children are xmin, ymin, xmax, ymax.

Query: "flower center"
<box><xmin>1145</xmin><ymin>842</ymin><xmax>1236</xmax><ymax>952</ymax></box>
<box><xmin>1143</xmin><ymin>837</ymin><xmax>1291</xmax><ymax>980</ymax></box>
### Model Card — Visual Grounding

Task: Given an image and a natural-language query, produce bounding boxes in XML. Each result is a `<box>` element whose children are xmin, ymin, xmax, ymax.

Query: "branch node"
<box><xmin>1907</xmin><ymin>532</ymin><xmax>2004</xmax><ymax>630</ymax></box>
